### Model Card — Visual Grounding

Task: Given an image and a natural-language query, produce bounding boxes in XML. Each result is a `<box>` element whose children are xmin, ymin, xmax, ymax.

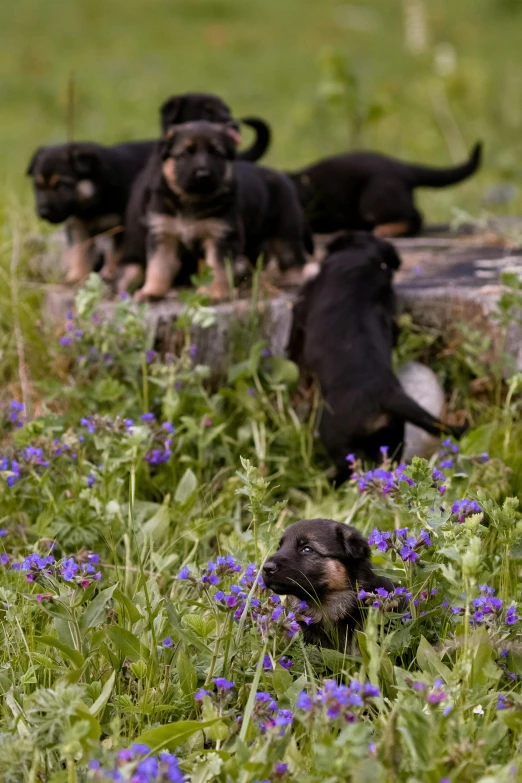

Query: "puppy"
<box><xmin>288</xmin><ymin>232</ymin><xmax>464</xmax><ymax>483</ymax></box>
<box><xmin>27</xmin><ymin>140</ymin><xmax>154</xmax><ymax>283</ymax></box>
<box><xmin>119</xmin><ymin>92</ymin><xmax>271</xmax><ymax>291</ymax></box>
<box><xmin>263</xmin><ymin>518</ymin><xmax>394</xmax><ymax>650</ymax></box>
<box><xmin>134</xmin><ymin>121</ymin><xmax>310</xmax><ymax>301</ymax></box>
<box><xmin>287</xmin><ymin>143</ymin><xmax>482</xmax><ymax>237</ymax></box>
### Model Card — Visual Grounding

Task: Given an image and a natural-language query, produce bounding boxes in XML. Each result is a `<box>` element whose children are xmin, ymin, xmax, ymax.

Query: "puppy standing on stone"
<box><xmin>134</xmin><ymin>120</ymin><xmax>311</xmax><ymax>301</ymax></box>
<box><xmin>27</xmin><ymin>140</ymin><xmax>155</xmax><ymax>283</ymax></box>
<box><xmin>288</xmin><ymin>231</ymin><xmax>465</xmax><ymax>484</ymax></box>
<box><xmin>263</xmin><ymin>518</ymin><xmax>394</xmax><ymax>650</ymax></box>
<box><xmin>120</xmin><ymin>92</ymin><xmax>271</xmax><ymax>292</ymax></box>
<box><xmin>287</xmin><ymin>142</ymin><xmax>482</xmax><ymax>237</ymax></box>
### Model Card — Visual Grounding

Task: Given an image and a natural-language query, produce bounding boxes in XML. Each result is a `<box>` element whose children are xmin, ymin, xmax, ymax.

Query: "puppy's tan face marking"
<box><xmin>162</xmin><ymin>159</ymin><xmax>178</xmax><ymax>191</ymax></box>
<box><xmin>373</xmin><ymin>221</ymin><xmax>410</xmax><ymax>238</ymax></box>
<box><xmin>324</xmin><ymin>559</ymin><xmax>349</xmax><ymax>591</ymax></box>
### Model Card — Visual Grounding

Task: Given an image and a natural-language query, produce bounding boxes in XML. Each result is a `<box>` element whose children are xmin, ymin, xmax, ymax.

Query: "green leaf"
<box><xmin>113</xmin><ymin>587</ymin><xmax>142</xmax><ymax>625</ymax></box>
<box><xmin>202</xmin><ymin>700</ymin><xmax>229</xmax><ymax>741</ymax></box>
<box><xmin>37</xmin><ymin>635</ymin><xmax>85</xmax><ymax>668</ymax></box>
<box><xmin>416</xmin><ymin>636</ymin><xmax>452</xmax><ymax>681</ymax></box>
<box><xmin>177</xmin><ymin>649</ymin><xmax>197</xmax><ymax>697</ymax></box>
<box><xmin>79</xmin><ymin>583</ymin><xmax>117</xmax><ymax>635</ymax></box>
<box><xmin>89</xmin><ymin>670</ymin><xmax>116</xmax><ymax>717</ymax></box>
<box><xmin>105</xmin><ymin>626</ymin><xmax>149</xmax><ymax>662</ymax></box>
<box><xmin>135</xmin><ymin>720</ymin><xmax>218</xmax><ymax>753</ymax></box>
<box><xmin>138</xmin><ymin>500</ymin><xmax>171</xmax><ymax>545</ymax></box>
<box><xmin>268</xmin><ymin>357</ymin><xmax>299</xmax><ymax>385</ymax></box>
<box><xmin>175</xmin><ymin>468</ymin><xmax>198</xmax><ymax>505</ymax></box>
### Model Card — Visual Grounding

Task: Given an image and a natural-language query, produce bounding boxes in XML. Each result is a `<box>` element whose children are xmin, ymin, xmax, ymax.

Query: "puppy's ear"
<box><xmin>379</xmin><ymin>239</ymin><xmax>401</xmax><ymax>271</ymax></box>
<box><xmin>160</xmin><ymin>96</ymin><xmax>183</xmax><ymax>134</ymax></box>
<box><xmin>337</xmin><ymin>524</ymin><xmax>371</xmax><ymax>561</ymax></box>
<box><xmin>70</xmin><ymin>146</ymin><xmax>102</xmax><ymax>177</ymax></box>
<box><xmin>159</xmin><ymin>136</ymin><xmax>175</xmax><ymax>161</ymax></box>
<box><xmin>26</xmin><ymin>147</ymin><xmax>43</xmax><ymax>176</ymax></box>
<box><xmin>325</xmin><ymin>231</ymin><xmax>356</xmax><ymax>255</ymax></box>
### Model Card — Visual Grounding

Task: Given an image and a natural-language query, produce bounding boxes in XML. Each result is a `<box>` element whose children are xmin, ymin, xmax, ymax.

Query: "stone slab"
<box><xmin>41</xmin><ymin>228</ymin><xmax>522</xmax><ymax>374</ymax></box>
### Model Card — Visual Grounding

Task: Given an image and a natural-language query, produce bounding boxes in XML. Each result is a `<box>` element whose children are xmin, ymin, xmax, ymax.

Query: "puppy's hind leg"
<box><xmin>198</xmin><ymin>239</ymin><xmax>230</xmax><ymax>300</ymax></box>
<box><xmin>384</xmin><ymin>387</ymin><xmax>466</xmax><ymax>440</ymax></box>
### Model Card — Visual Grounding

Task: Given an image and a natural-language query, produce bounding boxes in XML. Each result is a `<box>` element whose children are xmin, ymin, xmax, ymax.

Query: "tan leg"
<box><xmin>373</xmin><ymin>221</ymin><xmax>411</xmax><ymax>238</ymax></box>
<box><xmin>99</xmin><ymin>237</ymin><xmax>123</xmax><ymax>282</ymax></box>
<box><xmin>117</xmin><ymin>263</ymin><xmax>144</xmax><ymax>294</ymax></box>
<box><xmin>197</xmin><ymin>239</ymin><xmax>230</xmax><ymax>300</ymax></box>
<box><xmin>64</xmin><ymin>218</ymin><xmax>93</xmax><ymax>283</ymax></box>
<box><xmin>134</xmin><ymin>236</ymin><xmax>181</xmax><ymax>302</ymax></box>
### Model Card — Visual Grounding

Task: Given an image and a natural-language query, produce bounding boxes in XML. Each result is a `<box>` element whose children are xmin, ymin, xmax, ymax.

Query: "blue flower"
<box><xmin>163</xmin><ymin>637</ymin><xmax>173</xmax><ymax>647</ymax></box>
<box><xmin>140</xmin><ymin>412</ymin><xmax>155</xmax><ymax>422</ymax></box>
<box><xmin>131</xmin><ymin>743</ymin><xmax>151</xmax><ymax>755</ymax></box>
<box><xmin>296</xmin><ymin>691</ymin><xmax>313</xmax><ymax>710</ymax></box>
<box><xmin>177</xmin><ymin>566</ymin><xmax>190</xmax><ymax>580</ymax></box>
<box><xmin>213</xmin><ymin>677</ymin><xmax>234</xmax><ymax>690</ymax></box>
<box><xmin>195</xmin><ymin>688</ymin><xmax>211</xmax><ymax>702</ymax></box>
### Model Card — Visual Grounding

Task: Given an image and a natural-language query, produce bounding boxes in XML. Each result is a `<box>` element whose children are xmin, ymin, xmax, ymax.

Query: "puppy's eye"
<box><xmin>300</xmin><ymin>545</ymin><xmax>314</xmax><ymax>554</ymax></box>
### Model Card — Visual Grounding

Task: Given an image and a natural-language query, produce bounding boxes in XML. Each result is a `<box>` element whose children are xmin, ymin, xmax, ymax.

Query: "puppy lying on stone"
<box><xmin>119</xmin><ymin>92</ymin><xmax>271</xmax><ymax>292</ymax></box>
<box><xmin>263</xmin><ymin>518</ymin><xmax>394</xmax><ymax>650</ymax></box>
<box><xmin>27</xmin><ymin>140</ymin><xmax>155</xmax><ymax>283</ymax></box>
<box><xmin>133</xmin><ymin>120</ymin><xmax>311</xmax><ymax>301</ymax></box>
<box><xmin>287</xmin><ymin>143</ymin><xmax>482</xmax><ymax>237</ymax></box>
<box><xmin>288</xmin><ymin>231</ymin><xmax>465</xmax><ymax>483</ymax></box>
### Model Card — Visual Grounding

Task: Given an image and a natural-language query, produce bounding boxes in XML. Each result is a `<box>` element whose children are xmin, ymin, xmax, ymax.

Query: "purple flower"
<box><xmin>481</xmin><ymin>452</ymin><xmax>489</xmax><ymax>462</ymax></box>
<box><xmin>177</xmin><ymin>566</ymin><xmax>190</xmax><ymax>580</ymax></box>
<box><xmin>0</xmin><ymin>553</ymin><xmax>8</xmax><ymax>566</ymax></box>
<box><xmin>213</xmin><ymin>677</ymin><xmax>234</xmax><ymax>690</ymax></box>
<box><xmin>163</xmin><ymin>636</ymin><xmax>173</xmax><ymax>647</ymax></box>
<box><xmin>363</xmin><ymin>683</ymin><xmax>380</xmax><ymax>697</ymax></box>
<box><xmin>87</xmin><ymin>473</ymin><xmax>95</xmax><ymax>488</ymax></box>
<box><xmin>399</xmin><ymin>545</ymin><xmax>419</xmax><ymax>563</ymax></box>
<box><xmin>195</xmin><ymin>688</ymin><xmax>211</xmax><ymax>702</ymax></box>
<box><xmin>279</xmin><ymin>656</ymin><xmax>293</xmax><ymax>670</ymax></box>
<box><xmin>140</xmin><ymin>412</ymin><xmax>155</xmax><ymax>422</ymax></box>
<box><xmin>132</xmin><ymin>743</ymin><xmax>151</xmax><ymax>755</ymax></box>
<box><xmin>367</xmin><ymin>528</ymin><xmax>390</xmax><ymax>552</ymax></box>
<box><xmin>275</xmin><ymin>763</ymin><xmax>288</xmax><ymax>774</ymax></box>
<box><xmin>146</xmin><ymin>350</ymin><xmax>157</xmax><ymax>364</ymax></box>
<box><xmin>60</xmin><ymin>336</ymin><xmax>72</xmax><ymax>347</ymax></box>
<box><xmin>296</xmin><ymin>691</ymin><xmax>313</xmax><ymax>710</ymax></box>
<box><xmin>190</xmin><ymin>344</ymin><xmax>197</xmax><ymax>358</ymax></box>
<box><xmin>379</xmin><ymin>445</ymin><xmax>388</xmax><ymax>457</ymax></box>
<box><xmin>440</xmin><ymin>458</ymin><xmax>453</xmax><ymax>469</ymax></box>
<box><xmin>162</xmin><ymin>422</ymin><xmax>175</xmax><ymax>434</ymax></box>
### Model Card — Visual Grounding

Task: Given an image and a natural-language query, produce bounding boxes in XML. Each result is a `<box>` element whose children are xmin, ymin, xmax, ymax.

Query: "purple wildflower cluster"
<box><xmin>253</xmin><ymin>692</ymin><xmax>293</xmax><ymax>735</ymax></box>
<box><xmin>79</xmin><ymin>413</ymin><xmax>176</xmax><ymax>467</ymax></box>
<box><xmin>358</xmin><ymin>585</ymin><xmax>412</xmax><ymax>614</ymax></box>
<box><xmin>408</xmin><ymin>678</ymin><xmax>452</xmax><ymax>712</ymax></box>
<box><xmin>296</xmin><ymin>679</ymin><xmax>380</xmax><ymax>723</ymax></box>
<box><xmin>451</xmin><ymin>498</ymin><xmax>483</xmax><ymax>523</ymax></box>
<box><xmin>88</xmin><ymin>744</ymin><xmax>183</xmax><ymax>783</ymax></box>
<box><xmin>438</xmin><ymin>438</ymin><xmax>489</xmax><ymax>472</ymax></box>
<box><xmin>367</xmin><ymin>526</ymin><xmax>432</xmax><ymax>563</ymax></box>
<box><xmin>0</xmin><ymin>399</ymin><xmax>25</xmax><ymax>430</ymax></box>
<box><xmin>178</xmin><ymin>560</ymin><xmax>311</xmax><ymax>642</ymax></box>
<box><xmin>144</xmin><ymin>421</ymin><xmax>175</xmax><ymax>465</ymax></box>
<box><xmin>263</xmin><ymin>654</ymin><xmax>293</xmax><ymax>671</ymax></box>
<box><xmin>447</xmin><ymin>585</ymin><xmax>518</xmax><ymax>629</ymax></box>
<box><xmin>346</xmin><ymin>450</ymin><xmax>447</xmax><ymax>497</ymax></box>
<box><xmin>10</xmin><ymin>550</ymin><xmax>101</xmax><ymax>590</ymax></box>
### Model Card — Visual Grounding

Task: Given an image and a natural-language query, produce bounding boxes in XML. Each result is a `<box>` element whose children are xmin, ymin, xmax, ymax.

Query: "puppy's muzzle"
<box><xmin>194</xmin><ymin>167</ymin><xmax>211</xmax><ymax>181</ymax></box>
<box><xmin>262</xmin><ymin>559</ymin><xmax>278</xmax><ymax>576</ymax></box>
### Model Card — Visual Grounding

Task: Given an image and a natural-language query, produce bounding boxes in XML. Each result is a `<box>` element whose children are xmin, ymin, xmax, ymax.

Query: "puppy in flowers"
<box><xmin>262</xmin><ymin>518</ymin><xmax>394</xmax><ymax>651</ymax></box>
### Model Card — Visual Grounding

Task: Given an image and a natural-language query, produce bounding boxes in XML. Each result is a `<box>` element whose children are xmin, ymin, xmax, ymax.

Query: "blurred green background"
<box><xmin>2</xmin><ymin>0</ymin><xmax>522</xmax><ymax>219</ymax></box>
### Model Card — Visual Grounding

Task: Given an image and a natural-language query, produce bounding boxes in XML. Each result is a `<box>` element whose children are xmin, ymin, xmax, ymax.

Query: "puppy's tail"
<box><xmin>238</xmin><ymin>117</ymin><xmax>271</xmax><ymax>161</ymax></box>
<box><xmin>407</xmin><ymin>142</ymin><xmax>482</xmax><ymax>188</ymax></box>
<box><xmin>385</xmin><ymin>387</ymin><xmax>466</xmax><ymax>440</ymax></box>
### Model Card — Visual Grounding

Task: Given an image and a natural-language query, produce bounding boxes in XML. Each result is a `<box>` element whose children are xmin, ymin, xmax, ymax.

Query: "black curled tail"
<box><xmin>237</xmin><ymin>117</ymin><xmax>271</xmax><ymax>162</ymax></box>
<box><xmin>408</xmin><ymin>142</ymin><xmax>483</xmax><ymax>188</ymax></box>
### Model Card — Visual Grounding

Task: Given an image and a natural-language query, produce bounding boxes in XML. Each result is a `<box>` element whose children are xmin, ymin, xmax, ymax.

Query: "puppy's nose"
<box><xmin>262</xmin><ymin>560</ymin><xmax>278</xmax><ymax>576</ymax></box>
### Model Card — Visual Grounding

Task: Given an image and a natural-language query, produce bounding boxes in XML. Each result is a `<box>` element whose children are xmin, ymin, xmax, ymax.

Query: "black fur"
<box><xmin>133</xmin><ymin>121</ymin><xmax>310</xmax><ymax>300</ymax></box>
<box><xmin>122</xmin><ymin>93</ymin><xmax>271</xmax><ymax>273</ymax></box>
<box><xmin>263</xmin><ymin>518</ymin><xmax>394</xmax><ymax>649</ymax></box>
<box><xmin>288</xmin><ymin>232</ymin><xmax>465</xmax><ymax>483</ymax></box>
<box><xmin>27</xmin><ymin>140</ymin><xmax>155</xmax><ymax>281</ymax></box>
<box><xmin>287</xmin><ymin>143</ymin><xmax>482</xmax><ymax>236</ymax></box>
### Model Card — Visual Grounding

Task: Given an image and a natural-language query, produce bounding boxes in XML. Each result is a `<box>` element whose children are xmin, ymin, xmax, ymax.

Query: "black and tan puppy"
<box><xmin>287</xmin><ymin>142</ymin><xmax>482</xmax><ymax>237</ymax></box>
<box><xmin>288</xmin><ymin>232</ymin><xmax>464</xmax><ymax>483</ymax></box>
<box><xmin>27</xmin><ymin>140</ymin><xmax>155</xmax><ymax>283</ymax></box>
<box><xmin>263</xmin><ymin>518</ymin><xmax>394</xmax><ymax>650</ymax></box>
<box><xmin>133</xmin><ymin>121</ymin><xmax>310</xmax><ymax>301</ymax></box>
<box><xmin>120</xmin><ymin>92</ymin><xmax>271</xmax><ymax>290</ymax></box>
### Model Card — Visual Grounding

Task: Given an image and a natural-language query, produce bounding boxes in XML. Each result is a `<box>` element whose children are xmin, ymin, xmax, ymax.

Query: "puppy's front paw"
<box><xmin>133</xmin><ymin>286</ymin><xmax>167</xmax><ymax>303</ymax></box>
<box><xmin>100</xmin><ymin>265</ymin><xmax>116</xmax><ymax>283</ymax></box>
<box><xmin>197</xmin><ymin>282</ymin><xmax>230</xmax><ymax>301</ymax></box>
<box><xmin>65</xmin><ymin>269</ymin><xmax>88</xmax><ymax>285</ymax></box>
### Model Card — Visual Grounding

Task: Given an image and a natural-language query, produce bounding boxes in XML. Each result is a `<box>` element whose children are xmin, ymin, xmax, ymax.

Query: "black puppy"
<box><xmin>27</xmin><ymin>140</ymin><xmax>154</xmax><ymax>282</ymax></box>
<box><xmin>288</xmin><ymin>232</ymin><xmax>464</xmax><ymax>483</ymax></box>
<box><xmin>287</xmin><ymin>143</ymin><xmax>482</xmax><ymax>237</ymax></box>
<box><xmin>119</xmin><ymin>92</ymin><xmax>271</xmax><ymax>291</ymax></box>
<box><xmin>133</xmin><ymin>121</ymin><xmax>310</xmax><ymax>301</ymax></box>
<box><xmin>263</xmin><ymin>518</ymin><xmax>394</xmax><ymax>650</ymax></box>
